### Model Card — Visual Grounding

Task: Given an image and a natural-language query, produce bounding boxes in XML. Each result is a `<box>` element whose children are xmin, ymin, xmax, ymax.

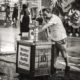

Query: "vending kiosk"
<box><xmin>16</xmin><ymin>41</ymin><xmax>55</xmax><ymax>78</ymax></box>
<box><xmin>16</xmin><ymin>26</ymin><xmax>56</xmax><ymax>79</ymax></box>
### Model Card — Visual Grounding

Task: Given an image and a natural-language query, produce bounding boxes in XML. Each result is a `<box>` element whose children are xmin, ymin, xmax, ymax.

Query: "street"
<box><xmin>0</xmin><ymin>23</ymin><xmax>80</xmax><ymax>80</ymax></box>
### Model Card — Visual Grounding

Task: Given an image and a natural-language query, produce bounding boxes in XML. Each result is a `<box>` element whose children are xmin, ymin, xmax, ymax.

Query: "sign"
<box><xmin>35</xmin><ymin>45</ymin><xmax>51</xmax><ymax>76</ymax></box>
<box><xmin>18</xmin><ymin>45</ymin><xmax>31</xmax><ymax>70</ymax></box>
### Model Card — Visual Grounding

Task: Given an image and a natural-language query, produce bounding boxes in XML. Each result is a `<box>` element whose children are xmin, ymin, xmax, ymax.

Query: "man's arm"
<box><xmin>39</xmin><ymin>18</ymin><xmax>54</xmax><ymax>32</ymax></box>
<box><xmin>20</xmin><ymin>15</ymin><xmax>24</xmax><ymax>22</ymax></box>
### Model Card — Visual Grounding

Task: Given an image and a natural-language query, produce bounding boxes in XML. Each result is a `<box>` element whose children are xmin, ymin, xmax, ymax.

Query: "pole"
<box><xmin>17</xmin><ymin>0</ymin><xmax>21</xmax><ymax>39</ymax></box>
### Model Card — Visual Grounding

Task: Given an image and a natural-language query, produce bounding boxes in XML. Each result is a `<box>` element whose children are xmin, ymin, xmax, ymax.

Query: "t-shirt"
<box><xmin>47</xmin><ymin>14</ymin><xmax>67</xmax><ymax>41</ymax></box>
<box><xmin>13</xmin><ymin>7</ymin><xmax>18</xmax><ymax>17</ymax></box>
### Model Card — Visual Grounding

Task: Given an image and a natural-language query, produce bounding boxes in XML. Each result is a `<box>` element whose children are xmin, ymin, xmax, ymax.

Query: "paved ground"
<box><xmin>0</xmin><ymin>22</ymin><xmax>80</xmax><ymax>80</ymax></box>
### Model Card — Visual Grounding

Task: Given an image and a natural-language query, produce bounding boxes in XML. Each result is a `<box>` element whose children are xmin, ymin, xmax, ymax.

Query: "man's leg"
<box><xmin>15</xmin><ymin>17</ymin><xmax>18</xmax><ymax>27</ymax></box>
<box><xmin>60</xmin><ymin>43</ymin><xmax>70</xmax><ymax>74</ymax></box>
<box><xmin>52</xmin><ymin>43</ymin><xmax>59</xmax><ymax>74</ymax></box>
<box><xmin>60</xmin><ymin>46</ymin><xmax>68</xmax><ymax>67</ymax></box>
<box><xmin>56</xmin><ymin>39</ymin><xmax>69</xmax><ymax>67</ymax></box>
<box><xmin>53</xmin><ymin>44</ymin><xmax>60</xmax><ymax>67</ymax></box>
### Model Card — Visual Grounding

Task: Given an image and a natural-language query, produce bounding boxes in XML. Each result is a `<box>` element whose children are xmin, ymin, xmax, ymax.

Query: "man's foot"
<box><xmin>19</xmin><ymin>33</ymin><xmax>22</xmax><ymax>36</ymax></box>
<box><xmin>69</xmin><ymin>33</ymin><xmax>72</xmax><ymax>37</ymax></box>
<box><xmin>4</xmin><ymin>23</ymin><xmax>6</xmax><ymax>26</ymax></box>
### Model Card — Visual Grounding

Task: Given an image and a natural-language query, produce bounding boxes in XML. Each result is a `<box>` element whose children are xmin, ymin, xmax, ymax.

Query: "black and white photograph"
<box><xmin>0</xmin><ymin>0</ymin><xmax>80</xmax><ymax>80</ymax></box>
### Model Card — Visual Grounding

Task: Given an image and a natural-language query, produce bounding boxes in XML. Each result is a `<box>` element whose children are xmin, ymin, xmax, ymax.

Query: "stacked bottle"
<box><xmin>34</xmin><ymin>27</ymin><xmax>39</xmax><ymax>42</ymax></box>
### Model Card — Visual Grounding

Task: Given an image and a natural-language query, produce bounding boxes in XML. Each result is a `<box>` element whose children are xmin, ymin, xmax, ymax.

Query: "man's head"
<box><xmin>22</xmin><ymin>4</ymin><xmax>27</xmax><ymax>10</ymax></box>
<box><xmin>42</xmin><ymin>8</ymin><xmax>52</xmax><ymax>19</ymax></box>
<box><xmin>14</xmin><ymin>3</ymin><xmax>17</xmax><ymax>8</ymax></box>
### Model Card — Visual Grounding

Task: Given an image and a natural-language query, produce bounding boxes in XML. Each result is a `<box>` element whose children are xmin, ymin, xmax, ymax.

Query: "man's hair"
<box><xmin>22</xmin><ymin>4</ymin><xmax>27</xmax><ymax>9</ymax></box>
<box><xmin>42</xmin><ymin>8</ymin><xmax>51</xmax><ymax>13</ymax></box>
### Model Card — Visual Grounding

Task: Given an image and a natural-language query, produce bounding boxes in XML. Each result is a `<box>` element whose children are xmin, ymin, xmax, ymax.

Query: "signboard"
<box><xmin>35</xmin><ymin>45</ymin><xmax>51</xmax><ymax>76</ymax></box>
<box><xmin>18</xmin><ymin>45</ymin><xmax>31</xmax><ymax>70</ymax></box>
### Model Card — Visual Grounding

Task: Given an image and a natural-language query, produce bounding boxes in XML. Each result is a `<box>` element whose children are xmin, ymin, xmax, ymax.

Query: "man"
<box><xmin>5</xmin><ymin>5</ymin><xmax>10</xmax><ymax>22</ymax></box>
<box><xmin>19</xmin><ymin>4</ymin><xmax>30</xmax><ymax>37</ymax></box>
<box><xmin>12</xmin><ymin>3</ymin><xmax>18</xmax><ymax>27</ymax></box>
<box><xmin>39</xmin><ymin>8</ymin><xmax>70</xmax><ymax>74</ymax></box>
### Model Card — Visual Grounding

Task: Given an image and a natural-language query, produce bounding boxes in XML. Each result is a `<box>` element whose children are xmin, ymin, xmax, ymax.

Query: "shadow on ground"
<box><xmin>17</xmin><ymin>70</ymin><xmax>80</xmax><ymax>80</ymax></box>
<box><xmin>50</xmin><ymin>70</ymin><xmax>80</xmax><ymax>80</ymax></box>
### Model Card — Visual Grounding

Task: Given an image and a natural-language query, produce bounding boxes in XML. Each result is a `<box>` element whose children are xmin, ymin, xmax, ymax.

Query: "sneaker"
<box><xmin>69</xmin><ymin>33</ymin><xmax>72</xmax><ymax>37</ymax></box>
<box><xmin>19</xmin><ymin>33</ymin><xmax>22</xmax><ymax>36</ymax></box>
<box><xmin>76</xmin><ymin>33</ymin><xmax>79</xmax><ymax>37</ymax></box>
<box><xmin>4</xmin><ymin>23</ymin><xmax>6</xmax><ymax>26</ymax></box>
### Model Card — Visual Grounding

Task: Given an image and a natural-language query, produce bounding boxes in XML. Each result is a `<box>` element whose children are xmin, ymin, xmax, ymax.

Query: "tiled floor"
<box><xmin>0</xmin><ymin>25</ymin><xmax>80</xmax><ymax>69</ymax></box>
<box><xmin>56</xmin><ymin>37</ymin><xmax>80</xmax><ymax>71</ymax></box>
<box><xmin>0</xmin><ymin>24</ymin><xmax>80</xmax><ymax>80</ymax></box>
<box><xmin>0</xmin><ymin>25</ymin><xmax>20</xmax><ymax>53</ymax></box>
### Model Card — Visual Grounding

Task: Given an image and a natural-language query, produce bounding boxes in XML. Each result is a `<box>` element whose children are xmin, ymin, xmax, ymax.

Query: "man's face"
<box><xmin>43</xmin><ymin>11</ymin><xmax>51</xmax><ymax>20</ymax></box>
<box><xmin>15</xmin><ymin>4</ymin><xmax>17</xmax><ymax>8</ymax></box>
<box><xmin>43</xmin><ymin>11</ymin><xmax>48</xmax><ymax>17</ymax></box>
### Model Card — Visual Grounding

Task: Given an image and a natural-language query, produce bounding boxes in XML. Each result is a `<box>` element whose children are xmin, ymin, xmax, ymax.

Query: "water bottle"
<box><xmin>34</xmin><ymin>27</ymin><xmax>38</xmax><ymax>42</ymax></box>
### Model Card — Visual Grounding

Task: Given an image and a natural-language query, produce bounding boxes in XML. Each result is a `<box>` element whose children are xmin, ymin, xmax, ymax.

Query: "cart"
<box><xmin>16</xmin><ymin>40</ymin><xmax>55</xmax><ymax>80</ymax></box>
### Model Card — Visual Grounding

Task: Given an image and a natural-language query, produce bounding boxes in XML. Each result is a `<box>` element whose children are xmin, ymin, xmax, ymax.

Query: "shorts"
<box><xmin>56</xmin><ymin>38</ymin><xmax>66</xmax><ymax>44</ymax></box>
<box><xmin>55</xmin><ymin>38</ymin><xmax>67</xmax><ymax>51</ymax></box>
